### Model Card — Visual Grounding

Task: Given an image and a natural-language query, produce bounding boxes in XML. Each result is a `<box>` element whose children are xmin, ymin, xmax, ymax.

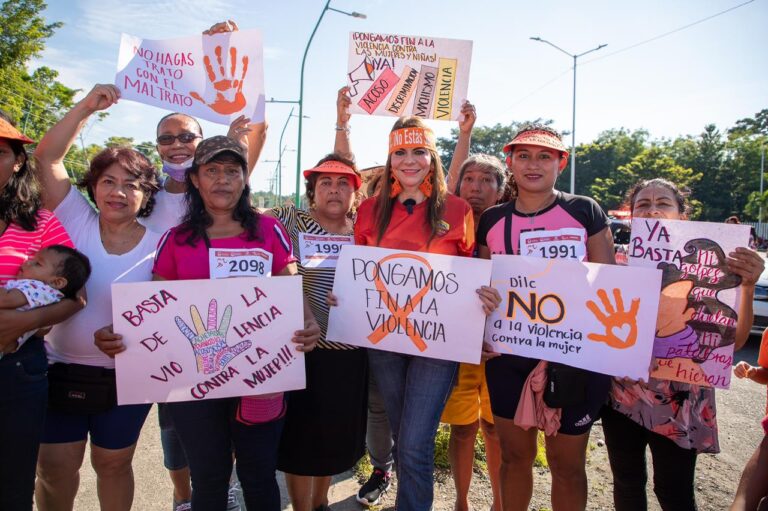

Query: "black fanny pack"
<box><xmin>47</xmin><ymin>363</ymin><xmax>117</xmax><ymax>414</ymax></box>
<box><xmin>543</xmin><ymin>362</ymin><xmax>590</xmax><ymax>408</ymax></box>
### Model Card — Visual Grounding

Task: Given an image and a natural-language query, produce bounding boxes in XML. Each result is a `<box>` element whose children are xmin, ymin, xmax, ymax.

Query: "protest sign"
<box><xmin>112</xmin><ymin>277</ymin><xmax>304</xmax><ymax>404</ymax></box>
<box><xmin>629</xmin><ymin>218</ymin><xmax>751</xmax><ymax>388</ymax></box>
<box><xmin>115</xmin><ymin>29</ymin><xmax>265</xmax><ymax>125</ymax></box>
<box><xmin>326</xmin><ymin>246</ymin><xmax>491</xmax><ymax>363</ymax></box>
<box><xmin>346</xmin><ymin>32</ymin><xmax>472</xmax><ymax>121</ymax></box>
<box><xmin>485</xmin><ymin>255</ymin><xmax>662</xmax><ymax>380</ymax></box>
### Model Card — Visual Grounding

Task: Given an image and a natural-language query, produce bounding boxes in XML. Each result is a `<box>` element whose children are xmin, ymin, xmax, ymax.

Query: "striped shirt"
<box><xmin>272</xmin><ymin>205</ymin><xmax>355</xmax><ymax>351</ymax></box>
<box><xmin>0</xmin><ymin>210</ymin><xmax>74</xmax><ymax>286</ymax></box>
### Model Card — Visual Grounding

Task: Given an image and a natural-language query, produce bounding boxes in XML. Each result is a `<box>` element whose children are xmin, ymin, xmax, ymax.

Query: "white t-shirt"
<box><xmin>48</xmin><ymin>188</ymin><xmax>162</xmax><ymax>368</ymax></box>
<box><xmin>139</xmin><ymin>181</ymin><xmax>186</xmax><ymax>233</ymax></box>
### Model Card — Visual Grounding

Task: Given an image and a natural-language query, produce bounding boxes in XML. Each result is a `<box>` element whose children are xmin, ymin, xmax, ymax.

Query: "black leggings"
<box><xmin>602</xmin><ymin>406</ymin><xmax>698</xmax><ymax>511</ymax></box>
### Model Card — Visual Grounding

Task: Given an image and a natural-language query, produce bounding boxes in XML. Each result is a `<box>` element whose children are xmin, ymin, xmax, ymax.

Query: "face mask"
<box><xmin>161</xmin><ymin>157</ymin><xmax>194</xmax><ymax>182</ymax></box>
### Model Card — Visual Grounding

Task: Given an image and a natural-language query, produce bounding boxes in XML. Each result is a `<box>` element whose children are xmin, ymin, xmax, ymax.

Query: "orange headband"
<box><xmin>388</xmin><ymin>127</ymin><xmax>437</xmax><ymax>155</ymax></box>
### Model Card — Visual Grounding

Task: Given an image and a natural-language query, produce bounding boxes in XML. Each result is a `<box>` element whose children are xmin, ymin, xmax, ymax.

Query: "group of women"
<box><xmin>1</xmin><ymin>22</ymin><xmax>767</xmax><ymax>511</ymax></box>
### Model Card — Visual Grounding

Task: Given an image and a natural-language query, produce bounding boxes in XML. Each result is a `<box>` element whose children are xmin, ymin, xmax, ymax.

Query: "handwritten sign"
<box><xmin>346</xmin><ymin>32</ymin><xmax>472</xmax><ymax>121</ymax></box>
<box><xmin>326</xmin><ymin>246</ymin><xmax>491</xmax><ymax>363</ymax></box>
<box><xmin>111</xmin><ymin>277</ymin><xmax>304</xmax><ymax>404</ymax></box>
<box><xmin>629</xmin><ymin>218</ymin><xmax>750</xmax><ymax>388</ymax></box>
<box><xmin>485</xmin><ymin>256</ymin><xmax>662</xmax><ymax>380</ymax></box>
<box><xmin>115</xmin><ymin>30</ymin><xmax>265</xmax><ymax>125</ymax></box>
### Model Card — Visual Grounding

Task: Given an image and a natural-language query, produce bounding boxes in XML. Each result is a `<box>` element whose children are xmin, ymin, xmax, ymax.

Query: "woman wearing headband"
<box><xmin>476</xmin><ymin>124</ymin><xmax>615</xmax><ymax>511</ymax></box>
<box><xmin>345</xmin><ymin>116</ymin><xmax>500</xmax><ymax>511</ymax></box>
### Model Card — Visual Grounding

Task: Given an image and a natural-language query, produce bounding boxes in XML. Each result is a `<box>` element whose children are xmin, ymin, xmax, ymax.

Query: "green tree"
<box><xmin>590</xmin><ymin>145</ymin><xmax>702</xmax><ymax>215</ymax></box>
<box><xmin>436</xmin><ymin>119</ymin><xmax>554</xmax><ymax>167</ymax></box>
<box><xmin>728</xmin><ymin>108</ymin><xmax>768</xmax><ymax>138</ymax></box>
<box><xmin>0</xmin><ymin>0</ymin><xmax>61</xmax><ymax>68</ymax></box>
<box><xmin>0</xmin><ymin>0</ymin><xmax>76</xmax><ymax>142</ymax></box>
<box><xmin>745</xmin><ymin>190</ymin><xmax>768</xmax><ymax>222</ymax></box>
<box><xmin>570</xmin><ymin>128</ymin><xmax>649</xmax><ymax>196</ymax></box>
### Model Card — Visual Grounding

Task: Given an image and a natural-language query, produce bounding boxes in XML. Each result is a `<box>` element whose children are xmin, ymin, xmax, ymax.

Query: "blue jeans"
<box><xmin>168</xmin><ymin>397</ymin><xmax>284</xmax><ymax>511</ymax></box>
<box><xmin>368</xmin><ymin>350</ymin><xmax>458</xmax><ymax>511</ymax></box>
<box><xmin>0</xmin><ymin>338</ymin><xmax>48</xmax><ymax>511</ymax></box>
<box><xmin>367</xmin><ymin>372</ymin><xmax>394</xmax><ymax>473</ymax></box>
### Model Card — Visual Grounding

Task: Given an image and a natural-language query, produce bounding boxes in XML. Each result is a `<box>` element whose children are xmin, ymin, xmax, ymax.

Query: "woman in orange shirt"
<box><xmin>351</xmin><ymin>116</ymin><xmax>499</xmax><ymax>511</ymax></box>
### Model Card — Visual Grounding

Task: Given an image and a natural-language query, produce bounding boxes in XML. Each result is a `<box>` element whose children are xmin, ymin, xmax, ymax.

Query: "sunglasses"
<box><xmin>156</xmin><ymin>133</ymin><xmax>202</xmax><ymax>145</ymax></box>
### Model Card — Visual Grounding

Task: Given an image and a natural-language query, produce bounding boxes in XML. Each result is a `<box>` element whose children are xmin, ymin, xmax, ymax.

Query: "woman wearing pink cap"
<box><xmin>263</xmin><ymin>154</ymin><xmax>368</xmax><ymax>511</ymax></box>
<box><xmin>476</xmin><ymin>123</ymin><xmax>615</xmax><ymax>511</ymax></box>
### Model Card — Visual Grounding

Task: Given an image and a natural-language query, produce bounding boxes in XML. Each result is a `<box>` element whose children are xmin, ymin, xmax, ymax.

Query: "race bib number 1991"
<box><xmin>209</xmin><ymin>248</ymin><xmax>273</xmax><ymax>279</ymax></box>
<box><xmin>519</xmin><ymin>228</ymin><xmax>587</xmax><ymax>261</ymax></box>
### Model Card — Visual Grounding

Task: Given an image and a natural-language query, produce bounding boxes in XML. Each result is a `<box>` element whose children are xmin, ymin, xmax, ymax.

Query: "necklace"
<box><xmin>519</xmin><ymin>192</ymin><xmax>558</xmax><ymax>225</ymax></box>
<box><xmin>99</xmin><ymin>220</ymin><xmax>144</xmax><ymax>253</ymax></box>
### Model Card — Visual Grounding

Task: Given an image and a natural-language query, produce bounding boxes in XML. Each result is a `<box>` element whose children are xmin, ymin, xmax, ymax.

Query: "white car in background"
<box><xmin>752</xmin><ymin>264</ymin><xmax>768</xmax><ymax>335</ymax></box>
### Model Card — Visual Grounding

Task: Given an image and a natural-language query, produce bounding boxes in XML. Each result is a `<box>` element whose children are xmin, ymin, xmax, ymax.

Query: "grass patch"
<box><xmin>353</xmin><ymin>452</ymin><xmax>373</xmax><ymax>483</ymax></box>
<box><xmin>534</xmin><ymin>431</ymin><xmax>548</xmax><ymax>468</ymax></box>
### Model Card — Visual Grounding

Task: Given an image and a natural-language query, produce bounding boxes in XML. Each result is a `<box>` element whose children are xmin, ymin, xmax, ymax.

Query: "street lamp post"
<box><xmin>295</xmin><ymin>2</ymin><xmax>366</xmax><ymax>206</ymax></box>
<box><xmin>277</xmin><ymin>107</ymin><xmax>295</xmax><ymax>203</ymax></box>
<box><xmin>530</xmin><ymin>37</ymin><xmax>606</xmax><ymax>194</ymax></box>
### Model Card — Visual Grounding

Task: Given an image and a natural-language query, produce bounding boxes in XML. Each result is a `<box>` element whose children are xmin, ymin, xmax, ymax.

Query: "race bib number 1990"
<box><xmin>209</xmin><ymin>248</ymin><xmax>273</xmax><ymax>279</ymax></box>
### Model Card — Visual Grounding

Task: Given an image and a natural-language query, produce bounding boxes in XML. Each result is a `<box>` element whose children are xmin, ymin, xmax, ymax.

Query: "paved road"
<box><xmin>69</xmin><ymin>336</ymin><xmax>766</xmax><ymax>510</ymax></box>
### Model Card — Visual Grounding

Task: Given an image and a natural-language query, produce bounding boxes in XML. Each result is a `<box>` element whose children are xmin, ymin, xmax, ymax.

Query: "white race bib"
<box><xmin>298</xmin><ymin>233</ymin><xmax>354</xmax><ymax>269</ymax></box>
<box><xmin>519</xmin><ymin>228</ymin><xmax>587</xmax><ymax>261</ymax></box>
<box><xmin>209</xmin><ymin>248</ymin><xmax>272</xmax><ymax>279</ymax></box>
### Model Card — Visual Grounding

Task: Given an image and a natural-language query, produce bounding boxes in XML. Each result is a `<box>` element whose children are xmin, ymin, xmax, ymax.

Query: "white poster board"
<box><xmin>115</xmin><ymin>29</ymin><xmax>265</xmax><ymax>125</ymax></box>
<box><xmin>327</xmin><ymin>245</ymin><xmax>491</xmax><ymax>363</ymax></box>
<box><xmin>346</xmin><ymin>32</ymin><xmax>472</xmax><ymax>120</ymax></box>
<box><xmin>112</xmin><ymin>277</ymin><xmax>304</xmax><ymax>404</ymax></box>
<box><xmin>485</xmin><ymin>255</ymin><xmax>662</xmax><ymax>380</ymax></box>
<box><xmin>629</xmin><ymin>218</ymin><xmax>751</xmax><ymax>388</ymax></box>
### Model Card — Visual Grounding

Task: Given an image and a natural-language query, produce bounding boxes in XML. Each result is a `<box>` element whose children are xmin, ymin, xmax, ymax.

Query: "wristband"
<box><xmin>335</xmin><ymin>124</ymin><xmax>350</xmax><ymax>133</ymax></box>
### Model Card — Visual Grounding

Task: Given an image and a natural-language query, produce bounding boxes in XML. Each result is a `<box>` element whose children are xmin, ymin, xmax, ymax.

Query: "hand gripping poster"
<box><xmin>629</xmin><ymin>218</ymin><xmax>751</xmax><ymax>388</ymax></box>
<box><xmin>485</xmin><ymin>256</ymin><xmax>663</xmax><ymax>380</ymax></box>
<box><xmin>346</xmin><ymin>32</ymin><xmax>472</xmax><ymax>121</ymax></box>
<box><xmin>115</xmin><ymin>29</ymin><xmax>265</xmax><ymax>125</ymax></box>
<box><xmin>111</xmin><ymin>277</ymin><xmax>304</xmax><ymax>404</ymax></box>
<box><xmin>326</xmin><ymin>246</ymin><xmax>492</xmax><ymax>363</ymax></box>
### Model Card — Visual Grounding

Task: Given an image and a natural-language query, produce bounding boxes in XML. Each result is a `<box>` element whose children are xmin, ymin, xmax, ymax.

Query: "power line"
<box><xmin>582</xmin><ymin>0</ymin><xmax>756</xmax><ymax>65</ymax></box>
<box><xmin>501</xmin><ymin>0</ymin><xmax>756</xmax><ymax>113</ymax></box>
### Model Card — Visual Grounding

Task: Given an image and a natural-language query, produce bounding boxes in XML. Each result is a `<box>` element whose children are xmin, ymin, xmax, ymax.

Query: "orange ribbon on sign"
<box><xmin>367</xmin><ymin>253</ymin><xmax>433</xmax><ymax>352</ymax></box>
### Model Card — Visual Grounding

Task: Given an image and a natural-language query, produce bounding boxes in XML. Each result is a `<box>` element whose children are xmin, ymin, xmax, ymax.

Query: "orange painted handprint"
<box><xmin>190</xmin><ymin>46</ymin><xmax>249</xmax><ymax>115</ymax></box>
<box><xmin>585</xmin><ymin>288</ymin><xmax>640</xmax><ymax>349</ymax></box>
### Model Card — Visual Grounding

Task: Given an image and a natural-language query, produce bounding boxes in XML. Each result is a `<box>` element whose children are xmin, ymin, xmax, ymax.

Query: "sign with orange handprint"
<box><xmin>115</xmin><ymin>29</ymin><xmax>264</xmax><ymax>125</ymax></box>
<box><xmin>585</xmin><ymin>288</ymin><xmax>640</xmax><ymax>349</ymax></box>
<box><xmin>485</xmin><ymin>255</ymin><xmax>662</xmax><ymax>380</ymax></box>
<box><xmin>111</xmin><ymin>277</ymin><xmax>304</xmax><ymax>405</ymax></box>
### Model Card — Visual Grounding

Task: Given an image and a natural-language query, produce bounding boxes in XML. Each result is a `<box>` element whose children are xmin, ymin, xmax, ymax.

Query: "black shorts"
<box><xmin>485</xmin><ymin>354</ymin><xmax>611</xmax><ymax>436</ymax></box>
